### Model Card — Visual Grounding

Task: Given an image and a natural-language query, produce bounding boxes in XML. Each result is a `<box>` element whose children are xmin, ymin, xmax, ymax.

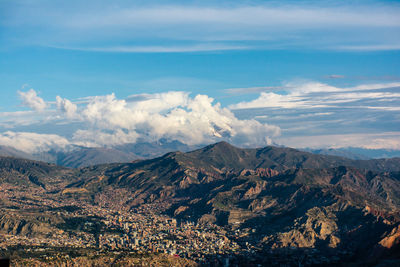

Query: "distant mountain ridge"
<box><xmin>0</xmin><ymin>140</ymin><xmax>200</xmax><ymax>168</ymax></box>
<box><xmin>305</xmin><ymin>147</ymin><xmax>400</xmax><ymax>160</ymax></box>
<box><xmin>1</xmin><ymin>141</ymin><xmax>400</xmax><ymax>168</ymax></box>
<box><xmin>184</xmin><ymin>142</ymin><xmax>400</xmax><ymax>172</ymax></box>
<box><xmin>0</xmin><ymin>145</ymin><xmax>36</xmax><ymax>160</ymax></box>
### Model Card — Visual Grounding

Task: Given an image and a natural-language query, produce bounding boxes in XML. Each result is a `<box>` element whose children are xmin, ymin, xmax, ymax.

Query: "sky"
<box><xmin>0</xmin><ymin>0</ymin><xmax>400</xmax><ymax>153</ymax></box>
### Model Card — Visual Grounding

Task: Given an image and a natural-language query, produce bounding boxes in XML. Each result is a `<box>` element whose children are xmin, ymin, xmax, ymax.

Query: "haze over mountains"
<box><xmin>0</xmin><ymin>140</ymin><xmax>199</xmax><ymax>168</ymax></box>
<box><xmin>1</xmin><ymin>139</ymin><xmax>399</xmax><ymax>168</ymax></box>
<box><xmin>306</xmin><ymin>147</ymin><xmax>400</xmax><ymax>161</ymax></box>
<box><xmin>1</xmin><ymin>141</ymin><xmax>400</xmax><ymax>265</ymax></box>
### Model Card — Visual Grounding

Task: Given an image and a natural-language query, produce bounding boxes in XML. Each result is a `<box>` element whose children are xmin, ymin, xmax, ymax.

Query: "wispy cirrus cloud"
<box><xmin>51</xmin><ymin>44</ymin><xmax>249</xmax><ymax>53</ymax></box>
<box><xmin>26</xmin><ymin>4</ymin><xmax>400</xmax><ymax>31</ymax></box>
<box><xmin>229</xmin><ymin>82</ymin><xmax>400</xmax><ymax>109</ymax></box>
<box><xmin>276</xmin><ymin>132</ymin><xmax>400</xmax><ymax>150</ymax></box>
<box><xmin>335</xmin><ymin>44</ymin><xmax>400</xmax><ymax>51</ymax></box>
<box><xmin>224</xmin><ymin>86</ymin><xmax>288</xmax><ymax>95</ymax></box>
<box><xmin>228</xmin><ymin>81</ymin><xmax>400</xmax><ymax>150</ymax></box>
<box><xmin>325</xmin><ymin>75</ymin><xmax>345</xmax><ymax>79</ymax></box>
<box><xmin>2</xmin><ymin>1</ymin><xmax>400</xmax><ymax>51</ymax></box>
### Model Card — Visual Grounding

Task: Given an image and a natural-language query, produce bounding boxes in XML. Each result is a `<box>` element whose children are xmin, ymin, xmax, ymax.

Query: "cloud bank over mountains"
<box><xmin>0</xmin><ymin>80</ymin><xmax>399</xmax><ymax>153</ymax></box>
<box><xmin>1</xmin><ymin>90</ymin><xmax>280</xmax><ymax>153</ymax></box>
<box><xmin>0</xmin><ymin>131</ymin><xmax>69</xmax><ymax>154</ymax></box>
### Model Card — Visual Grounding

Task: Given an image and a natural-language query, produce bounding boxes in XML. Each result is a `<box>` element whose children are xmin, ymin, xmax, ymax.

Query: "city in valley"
<box><xmin>1</xmin><ymin>183</ymin><xmax>324</xmax><ymax>266</ymax></box>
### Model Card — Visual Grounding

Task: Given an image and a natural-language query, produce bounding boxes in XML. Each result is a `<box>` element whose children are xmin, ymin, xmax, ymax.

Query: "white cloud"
<box><xmin>4</xmin><ymin>2</ymin><xmax>400</xmax><ymax>51</ymax></box>
<box><xmin>229</xmin><ymin>81</ymin><xmax>400</xmax><ymax>150</ymax></box>
<box><xmin>335</xmin><ymin>44</ymin><xmax>400</xmax><ymax>51</ymax></box>
<box><xmin>128</xmin><ymin>91</ymin><xmax>189</xmax><ymax>113</ymax></box>
<box><xmin>318</xmin><ymin>92</ymin><xmax>400</xmax><ymax>104</ymax></box>
<box><xmin>18</xmin><ymin>89</ymin><xmax>47</xmax><ymax>111</ymax></box>
<box><xmin>351</xmin><ymin>82</ymin><xmax>400</xmax><ymax>91</ymax></box>
<box><xmin>38</xmin><ymin>5</ymin><xmax>400</xmax><ymax>30</ymax></box>
<box><xmin>0</xmin><ymin>110</ymin><xmax>40</xmax><ymax>128</ymax></box>
<box><xmin>276</xmin><ymin>132</ymin><xmax>400</xmax><ymax>150</ymax></box>
<box><xmin>365</xmin><ymin>106</ymin><xmax>400</xmax><ymax>111</ymax></box>
<box><xmin>0</xmin><ymin>131</ymin><xmax>69</xmax><ymax>153</ymax></box>
<box><xmin>326</xmin><ymin>75</ymin><xmax>345</xmax><ymax>79</ymax></box>
<box><xmin>231</xmin><ymin>92</ymin><xmax>305</xmax><ymax>109</ymax></box>
<box><xmin>230</xmin><ymin>82</ymin><xmax>400</xmax><ymax>110</ymax></box>
<box><xmin>82</xmin><ymin>93</ymin><xmax>138</xmax><ymax>130</ymax></box>
<box><xmin>2</xmin><ymin>90</ymin><xmax>280</xmax><ymax>152</ymax></box>
<box><xmin>3</xmin><ymin>81</ymin><xmax>399</xmax><ymax>153</ymax></box>
<box><xmin>77</xmin><ymin>92</ymin><xmax>280</xmax><ymax>147</ymax></box>
<box><xmin>56</xmin><ymin>96</ymin><xmax>77</xmax><ymax>118</ymax></box>
<box><xmin>55</xmin><ymin>44</ymin><xmax>248</xmax><ymax>53</ymax></box>
<box><xmin>72</xmin><ymin>129</ymin><xmax>139</xmax><ymax>148</ymax></box>
<box><xmin>224</xmin><ymin>86</ymin><xmax>285</xmax><ymax>95</ymax></box>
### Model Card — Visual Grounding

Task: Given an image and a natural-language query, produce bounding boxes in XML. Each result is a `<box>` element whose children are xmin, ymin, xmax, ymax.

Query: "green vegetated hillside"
<box><xmin>1</xmin><ymin>142</ymin><xmax>400</xmax><ymax>265</ymax></box>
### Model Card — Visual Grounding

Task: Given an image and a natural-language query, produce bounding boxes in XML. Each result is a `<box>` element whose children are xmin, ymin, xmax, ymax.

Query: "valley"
<box><xmin>0</xmin><ymin>142</ymin><xmax>399</xmax><ymax>266</ymax></box>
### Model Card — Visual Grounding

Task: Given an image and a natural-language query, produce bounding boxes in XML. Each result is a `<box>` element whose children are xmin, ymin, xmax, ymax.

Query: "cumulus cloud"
<box><xmin>72</xmin><ymin>129</ymin><xmax>139</xmax><ymax>148</ymax></box>
<box><xmin>56</xmin><ymin>96</ymin><xmax>78</xmax><ymax>118</ymax></box>
<box><xmin>2</xmin><ymin>90</ymin><xmax>281</xmax><ymax>152</ymax></box>
<box><xmin>128</xmin><ymin>91</ymin><xmax>189</xmax><ymax>113</ymax></box>
<box><xmin>0</xmin><ymin>131</ymin><xmax>69</xmax><ymax>153</ymax></box>
<box><xmin>77</xmin><ymin>92</ymin><xmax>280</xmax><ymax>147</ymax></box>
<box><xmin>4</xmin><ymin>81</ymin><xmax>399</xmax><ymax>153</ymax></box>
<box><xmin>18</xmin><ymin>89</ymin><xmax>47</xmax><ymax>111</ymax></box>
<box><xmin>82</xmin><ymin>93</ymin><xmax>138</xmax><ymax>130</ymax></box>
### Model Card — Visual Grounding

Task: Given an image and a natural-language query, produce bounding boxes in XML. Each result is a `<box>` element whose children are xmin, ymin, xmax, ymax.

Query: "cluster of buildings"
<box><xmin>0</xmin><ymin>183</ymin><xmax>354</xmax><ymax>265</ymax></box>
<box><xmin>0</xmin><ymin>186</ymin><xmax>256</xmax><ymax>265</ymax></box>
<box><xmin>97</xmin><ymin>209</ymin><xmax>242</xmax><ymax>262</ymax></box>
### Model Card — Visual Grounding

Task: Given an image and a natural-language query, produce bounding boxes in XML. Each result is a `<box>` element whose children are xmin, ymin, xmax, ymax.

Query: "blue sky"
<box><xmin>0</xmin><ymin>0</ymin><xmax>399</xmax><ymax>152</ymax></box>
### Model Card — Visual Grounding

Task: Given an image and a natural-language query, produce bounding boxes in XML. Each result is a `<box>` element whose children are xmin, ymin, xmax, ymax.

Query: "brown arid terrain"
<box><xmin>0</xmin><ymin>142</ymin><xmax>400</xmax><ymax>266</ymax></box>
<box><xmin>12</xmin><ymin>254</ymin><xmax>197</xmax><ymax>267</ymax></box>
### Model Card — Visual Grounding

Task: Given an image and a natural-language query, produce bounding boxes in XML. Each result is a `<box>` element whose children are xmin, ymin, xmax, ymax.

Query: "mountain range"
<box><xmin>305</xmin><ymin>147</ymin><xmax>400</xmax><ymax>160</ymax></box>
<box><xmin>0</xmin><ymin>139</ymin><xmax>198</xmax><ymax>168</ymax></box>
<box><xmin>1</xmin><ymin>142</ymin><xmax>400</xmax><ymax>265</ymax></box>
<box><xmin>1</xmin><ymin>140</ymin><xmax>400</xmax><ymax>168</ymax></box>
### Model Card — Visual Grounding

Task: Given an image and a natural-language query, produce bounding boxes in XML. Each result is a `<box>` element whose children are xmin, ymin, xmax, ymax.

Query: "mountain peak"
<box><xmin>206</xmin><ymin>141</ymin><xmax>238</xmax><ymax>150</ymax></box>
